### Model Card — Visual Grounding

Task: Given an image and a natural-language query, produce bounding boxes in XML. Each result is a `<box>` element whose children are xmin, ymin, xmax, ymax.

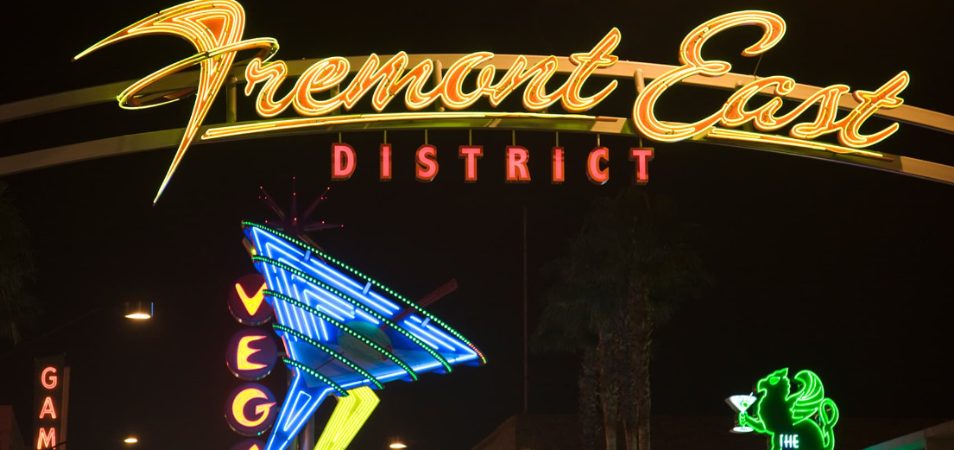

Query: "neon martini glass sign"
<box><xmin>726</xmin><ymin>394</ymin><xmax>757</xmax><ymax>433</ymax></box>
<box><xmin>240</xmin><ymin>222</ymin><xmax>485</xmax><ymax>450</ymax></box>
<box><xmin>72</xmin><ymin>0</ymin><xmax>930</xmax><ymax>203</ymax></box>
<box><xmin>730</xmin><ymin>369</ymin><xmax>840</xmax><ymax>450</ymax></box>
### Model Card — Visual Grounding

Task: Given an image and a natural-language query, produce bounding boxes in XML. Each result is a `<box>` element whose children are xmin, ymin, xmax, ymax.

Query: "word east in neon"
<box><xmin>330</xmin><ymin>143</ymin><xmax>654</xmax><ymax>184</ymax></box>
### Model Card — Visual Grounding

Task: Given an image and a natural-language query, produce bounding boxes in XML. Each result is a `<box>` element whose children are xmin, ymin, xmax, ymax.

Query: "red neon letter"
<box><xmin>38</xmin><ymin>396</ymin><xmax>57</xmax><ymax>420</ymax></box>
<box><xmin>380</xmin><ymin>144</ymin><xmax>392</xmax><ymax>181</ymax></box>
<box><xmin>587</xmin><ymin>147</ymin><xmax>609</xmax><ymax>185</ymax></box>
<box><xmin>416</xmin><ymin>145</ymin><xmax>439</xmax><ymax>182</ymax></box>
<box><xmin>506</xmin><ymin>146</ymin><xmax>531</xmax><ymax>183</ymax></box>
<box><xmin>331</xmin><ymin>143</ymin><xmax>356</xmax><ymax>180</ymax></box>
<box><xmin>40</xmin><ymin>367</ymin><xmax>57</xmax><ymax>390</ymax></box>
<box><xmin>459</xmin><ymin>146</ymin><xmax>483</xmax><ymax>182</ymax></box>
<box><xmin>36</xmin><ymin>427</ymin><xmax>56</xmax><ymax>449</ymax></box>
<box><xmin>551</xmin><ymin>147</ymin><xmax>565</xmax><ymax>184</ymax></box>
<box><xmin>629</xmin><ymin>148</ymin><xmax>654</xmax><ymax>184</ymax></box>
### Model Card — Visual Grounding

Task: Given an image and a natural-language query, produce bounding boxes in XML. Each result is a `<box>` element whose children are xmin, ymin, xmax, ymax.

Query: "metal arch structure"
<box><xmin>2</xmin><ymin>53</ymin><xmax>954</xmax><ymax>185</ymax></box>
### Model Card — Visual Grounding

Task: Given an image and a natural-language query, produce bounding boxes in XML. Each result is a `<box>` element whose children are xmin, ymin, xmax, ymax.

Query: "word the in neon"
<box><xmin>780</xmin><ymin>434</ymin><xmax>801</xmax><ymax>449</ymax></box>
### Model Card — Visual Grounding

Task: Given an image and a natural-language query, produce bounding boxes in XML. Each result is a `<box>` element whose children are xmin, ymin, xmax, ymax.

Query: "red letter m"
<box><xmin>36</xmin><ymin>427</ymin><xmax>56</xmax><ymax>449</ymax></box>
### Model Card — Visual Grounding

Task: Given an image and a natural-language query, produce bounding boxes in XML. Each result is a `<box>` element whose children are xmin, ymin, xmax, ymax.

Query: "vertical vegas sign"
<box><xmin>226</xmin><ymin>273</ymin><xmax>279</xmax><ymax>449</ymax></box>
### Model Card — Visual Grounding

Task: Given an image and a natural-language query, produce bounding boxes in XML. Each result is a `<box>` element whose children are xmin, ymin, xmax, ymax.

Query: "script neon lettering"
<box><xmin>633</xmin><ymin>10</ymin><xmax>909</xmax><ymax>148</ymax></box>
<box><xmin>294</xmin><ymin>57</ymin><xmax>350</xmax><ymax>116</ymax></box>
<box><xmin>78</xmin><ymin>2</ymin><xmax>912</xmax><ymax>200</ymax></box>
<box><xmin>74</xmin><ymin>0</ymin><xmax>277</xmax><ymax>203</ymax></box>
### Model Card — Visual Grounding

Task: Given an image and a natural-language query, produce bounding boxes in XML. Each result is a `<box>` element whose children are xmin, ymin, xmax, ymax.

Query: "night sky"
<box><xmin>1</xmin><ymin>0</ymin><xmax>952</xmax><ymax>449</ymax></box>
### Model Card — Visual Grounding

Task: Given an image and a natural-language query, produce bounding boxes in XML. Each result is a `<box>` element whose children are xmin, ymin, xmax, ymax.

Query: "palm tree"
<box><xmin>0</xmin><ymin>181</ymin><xmax>36</xmax><ymax>347</ymax></box>
<box><xmin>534</xmin><ymin>187</ymin><xmax>708</xmax><ymax>450</ymax></box>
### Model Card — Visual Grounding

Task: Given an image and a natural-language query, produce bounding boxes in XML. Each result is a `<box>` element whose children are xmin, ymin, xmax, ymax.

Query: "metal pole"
<box><xmin>226</xmin><ymin>76</ymin><xmax>238</xmax><ymax>123</ymax></box>
<box><xmin>522</xmin><ymin>205</ymin><xmax>528</xmax><ymax>414</ymax></box>
<box><xmin>302</xmin><ymin>414</ymin><xmax>315</xmax><ymax>450</ymax></box>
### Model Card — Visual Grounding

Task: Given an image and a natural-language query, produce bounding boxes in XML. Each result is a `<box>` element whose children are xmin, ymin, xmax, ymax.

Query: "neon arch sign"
<box><xmin>63</xmin><ymin>0</ymin><xmax>954</xmax><ymax>202</ymax></box>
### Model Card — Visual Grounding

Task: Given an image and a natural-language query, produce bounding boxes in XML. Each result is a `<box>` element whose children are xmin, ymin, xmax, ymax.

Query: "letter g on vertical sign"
<box><xmin>225</xmin><ymin>384</ymin><xmax>278</xmax><ymax>437</ymax></box>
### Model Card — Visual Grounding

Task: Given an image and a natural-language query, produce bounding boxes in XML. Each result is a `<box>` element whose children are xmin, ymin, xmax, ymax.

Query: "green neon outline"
<box><xmin>738</xmin><ymin>368</ymin><xmax>840</xmax><ymax>450</ymax></box>
<box><xmin>283</xmin><ymin>357</ymin><xmax>348</xmax><ymax>396</ymax></box>
<box><xmin>273</xmin><ymin>323</ymin><xmax>384</xmax><ymax>390</ymax></box>
<box><xmin>265</xmin><ymin>290</ymin><xmax>418</xmax><ymax>381</ymax></box>
<box><xmin>244</xmin><ymin>221</ymin><xmax>487</xmax><ymax>364</ymax></box>
<box><xmin>254</xmin><ymin>257</ymin><xmax>453</xmax><ymax>373</ymax></box>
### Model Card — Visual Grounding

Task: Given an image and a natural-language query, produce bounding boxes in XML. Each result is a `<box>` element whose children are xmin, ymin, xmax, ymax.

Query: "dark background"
<box><xmin>1</xmin><ymin>0</ymin><xmax>952</xmax><ymax>449</ymax></box>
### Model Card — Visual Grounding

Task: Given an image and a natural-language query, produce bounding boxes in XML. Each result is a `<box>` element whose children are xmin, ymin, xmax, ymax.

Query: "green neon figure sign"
<box><xmin>738</xmin><ymin>368</ymin><xmax>840</xmax><ymax>450</ymax></box>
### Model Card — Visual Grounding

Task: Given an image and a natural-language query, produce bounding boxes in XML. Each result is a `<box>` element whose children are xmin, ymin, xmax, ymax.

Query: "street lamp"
<box><xmin>123</xmin><ymin>435</ymin><xmax>139</xmax><ymax>445</ymax></box>
<box><xmin>388</xmin><ymin>441</ymin><xmax>408</xmax><ymax>449</ymax></box>
<box><xmin>123</xmin><ymin>301</ymin><xmax>154</xmax><ymax>321</ymax></box>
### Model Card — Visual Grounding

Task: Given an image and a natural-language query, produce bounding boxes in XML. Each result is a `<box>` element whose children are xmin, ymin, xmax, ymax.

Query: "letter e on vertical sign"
<box><xmin>34</xmin><ymin>355</ymin><xmax>69</xmax><ymax>450</ymax></box>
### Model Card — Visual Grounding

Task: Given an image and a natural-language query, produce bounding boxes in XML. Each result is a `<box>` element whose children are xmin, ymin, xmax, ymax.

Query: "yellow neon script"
<box><xmin>74</xmin><ymin>0</ymin><xmax>277</xmax><ymax>204</ymax></box>
<box><xmin>77</xmin><ymin>2</ymin><xmax>910</xmax><ymax>201</ymax></box>
<box><xmin>632</xmin><ymin>10</ymin><xmax>909</xmax><ymax>148</ymax></box>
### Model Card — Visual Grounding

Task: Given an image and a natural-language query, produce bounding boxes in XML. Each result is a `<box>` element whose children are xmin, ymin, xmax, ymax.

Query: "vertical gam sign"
<box><xmin>34</xmin><ymin>355</ymin><xmax>69</xmax><ymax>450</ymax></box>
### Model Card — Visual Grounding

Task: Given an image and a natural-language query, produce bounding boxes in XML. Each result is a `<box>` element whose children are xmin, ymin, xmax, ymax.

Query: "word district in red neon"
<box><xmin>331</xmin><ymin>143</ymin><xmax>655</xmax><ymax>184</ymax></box>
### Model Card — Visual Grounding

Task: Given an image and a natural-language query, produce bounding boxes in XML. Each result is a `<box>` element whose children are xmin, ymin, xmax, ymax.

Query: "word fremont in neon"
<box><xmin>75</xmin><ymin>1</ymin><xmax>910</xmax><ymax>202</ymax></box>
